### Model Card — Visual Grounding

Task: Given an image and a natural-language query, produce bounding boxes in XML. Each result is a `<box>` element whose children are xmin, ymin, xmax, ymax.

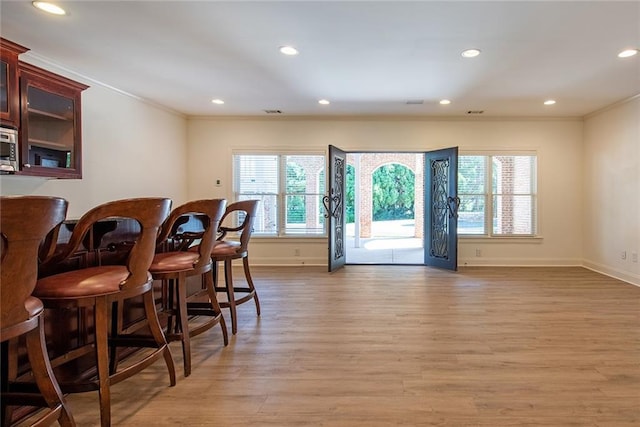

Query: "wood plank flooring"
<box><xmin>49</xmin><ymin>267</ymin><xmax>640</xmax><ymax>426</ymax></box>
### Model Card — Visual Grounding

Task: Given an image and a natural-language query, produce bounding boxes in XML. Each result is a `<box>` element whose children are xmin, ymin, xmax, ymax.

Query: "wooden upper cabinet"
<box><xmin>0</xmin><ymin>38</ymin><xmax>29</xmax><ymax>129</ymax></box>
<box><xmin>18</xmin><ymin>62</ymin><xmax>88</xmax><ymax>179</ymax></box>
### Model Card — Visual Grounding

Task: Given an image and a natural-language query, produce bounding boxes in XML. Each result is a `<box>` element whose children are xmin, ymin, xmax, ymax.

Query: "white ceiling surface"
<box><xmin>1</xmin><ymin>1</ymin><xmax>639</xmax><ymax>117</ymax></box>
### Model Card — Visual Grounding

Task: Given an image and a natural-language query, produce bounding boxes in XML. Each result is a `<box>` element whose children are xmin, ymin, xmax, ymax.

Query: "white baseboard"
<box><xmin>458</xmin><ymin>257</ymin><xmax>582</xmax><ymax>267</ymax></box>
<box><xmin>242</xmin><ymin>256</ymin><xmax>640</xmax><ymax>287</ymax></box>
<box><xmin>247</xmin><ymin>256</ymin><xmax>583</xmax><ymax>268</ymax></box>
<box><xmin>582</xmin><ymin>260</ymin><xmax>640</xmax><ymax>287</ymax></box>
<box><xmin>244</xmin><ymin>256</ymin><xmax>326</xmax><ymax>267</ymax></box>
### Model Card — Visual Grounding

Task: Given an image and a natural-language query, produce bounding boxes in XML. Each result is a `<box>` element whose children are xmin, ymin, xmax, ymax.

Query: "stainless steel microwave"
<box><xmin>0</xmin><ymin>127</ymin><xmax>19</xmax><ymax>173</ymax></box>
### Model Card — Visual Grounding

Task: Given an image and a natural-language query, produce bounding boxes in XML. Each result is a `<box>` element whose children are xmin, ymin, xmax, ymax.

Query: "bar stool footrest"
<box><xmin>109</xmin><ymin>347</ymin><xmax>168</xmax><ymax>386</ymax></box>
<box><xmin>165</xmin><ymin>332</ymin><xmax>184</xmax><ymax>342</ymax></box>
<box><xmin>60</xmin><ymin>381</ymin><xmax>100</xmax><ymax>393</ymax></box>
<box><xmin>2</xmin><ymin>392</ymin><xmax>48</xmax><ymax>407</ymax></box>
<box><xmin>234</xmin><ymin>292</ymin><xmax>256</xmax><ymax>305</ymax></box>
<box><xmin>109</xmin><ymin>335</ymin><xmax>164</xmax><ymax>348</ymax></box>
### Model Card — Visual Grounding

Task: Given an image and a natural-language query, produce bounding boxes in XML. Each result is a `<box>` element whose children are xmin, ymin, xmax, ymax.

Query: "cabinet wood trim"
<box><xmin>18</xmin><ymin>61</ymin><xmax>89</xmax><ymax>92</ymax></box>
<box><xmin>0</xmin><ymin>38</ymin><xmax>29</xmax><ymax>128</ymax></box>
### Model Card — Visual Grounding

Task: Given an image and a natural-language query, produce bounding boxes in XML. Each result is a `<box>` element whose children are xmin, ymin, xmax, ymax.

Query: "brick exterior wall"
<box><xmin>493</xmin><ymin>156</ymin><xmax>533</xmax><ymax>234</ymax></box>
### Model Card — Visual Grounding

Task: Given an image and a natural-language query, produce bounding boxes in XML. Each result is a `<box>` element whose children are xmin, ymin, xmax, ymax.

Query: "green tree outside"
<box><xmin>287</xmin><ymin>163</ymin><xmax>305</xmax><ymax>223</ymax></box>
<box><xmin>371</xmin><ymin>164</ymin><xmax>415</xmax><ymax>221</ymax></box>
<box><xmin>345</xmin><ymin>165</ymin><xmax>355</xmax><ymax>222</ymax></box>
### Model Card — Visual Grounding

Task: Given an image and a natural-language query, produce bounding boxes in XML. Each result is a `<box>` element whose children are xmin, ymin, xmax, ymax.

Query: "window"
<box><xmin>233</xmin><ymin>153</ymin><xmax>326</xmax><ymax>236</ymax></box>
<box><xmin>458</xmin><ymin>154</ymin><xmax>537</xmax><ymax>236</ymax></box>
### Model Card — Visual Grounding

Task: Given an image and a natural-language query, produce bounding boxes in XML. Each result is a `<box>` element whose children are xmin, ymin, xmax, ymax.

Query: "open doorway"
<box><xmin>345</xmin><ymin>152</ymin><xmax>425</xmax><ymax>264</ymax></box>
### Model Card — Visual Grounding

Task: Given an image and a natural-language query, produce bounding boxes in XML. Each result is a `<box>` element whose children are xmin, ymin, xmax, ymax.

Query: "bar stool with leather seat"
<box><xmin>1</xmin><ymin>196</ymin><xmax>75</xmax><ymax>427</ymax></box>
<box><xmin>211</xmin><ymin>200</ymin><xmax>261</xmax><ymax>335</ymax></box>
<box><xmin>33</xmin><ymin>198</ymin><xmax>175</xmax><ymax>427</ymax></box>
<box><xmin>149</xmin><ymin>199</ymin><xmax>228</xmax><ymax>377</ymax></box>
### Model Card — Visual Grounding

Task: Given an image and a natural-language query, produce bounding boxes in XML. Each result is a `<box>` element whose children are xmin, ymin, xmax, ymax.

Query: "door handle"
<box><xmin>447</xmin><ymin>196</ymin><xmax>460</xmax><ymax>219</ymax></box>
<box><xmin>322</xmin><ymin>190</ymin><xmax>341</xmax><ymax>219</ymax></box>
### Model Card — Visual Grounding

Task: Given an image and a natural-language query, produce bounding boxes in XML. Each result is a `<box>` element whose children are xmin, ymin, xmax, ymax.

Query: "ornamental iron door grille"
<box><xmin>431</xmin><ymin>158</ymin><xmax>450</xmax><ymax>259</ymax></box>
<box><xmin>326</xmin><ymin>145</ymin><xmax>347</xmax><ymax>272</ymax></box>
<box><xmin>325</xmin><ymin>156</ymin><xmax>344</xmax><ymax>260</ymax></box>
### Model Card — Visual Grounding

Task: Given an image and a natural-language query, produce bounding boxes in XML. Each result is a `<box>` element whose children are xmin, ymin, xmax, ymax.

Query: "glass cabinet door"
<box><xmin>0</xmin><ymin>38</ymin><xmax>27</xmax><ymax>128</ymax></box>
<box><xmin>1</xmin><ymin>60</ymin><xmax>8</xmax><ymax>117</ymax></box>
<box><xmin>25</xmin><ymin>86</ymin><xmax>75</xmax><ymax>170</ymax></box>
<box><xmin>19</xmin><ymin>62</ymin><xmax>87</xmax><ymax>178</ymax></box>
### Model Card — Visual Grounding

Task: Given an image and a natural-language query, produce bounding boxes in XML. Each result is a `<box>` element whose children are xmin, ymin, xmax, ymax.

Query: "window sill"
<box><xmin>459</xmin><ymin>235</ymin><xmax>543</xmax><ymax>243</ymax></box>
<box><xmin>252</xmin><ymin>235</ymin><xmax>327</xmax><ymax>243</ymax></box>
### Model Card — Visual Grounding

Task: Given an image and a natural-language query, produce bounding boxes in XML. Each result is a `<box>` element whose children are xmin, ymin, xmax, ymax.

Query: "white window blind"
<box><xmin>233</xmin><ymin>153</ymin><xmax>326</xmax><ymax>236</ymax></box>
<box><xmin>458</xmin><ymin>154</ymin><xmax>537</xmax><ymax>236</ymax></box>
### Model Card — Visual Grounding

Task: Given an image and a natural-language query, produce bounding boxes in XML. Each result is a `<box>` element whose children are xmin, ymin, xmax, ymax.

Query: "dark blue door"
<box><xmin>424</xmin><ymin>147</ymin><xmax>459</xmax><ymax>271</ymax></box>
<box><xmin>325</xmin><ymin>145</ymin><xmax>347</xmax><ymax>272</ymax></box>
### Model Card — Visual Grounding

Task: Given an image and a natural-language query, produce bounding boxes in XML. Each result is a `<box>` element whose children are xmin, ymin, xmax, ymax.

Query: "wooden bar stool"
<box><xmin>149</xmin><ymin>199</ymin><xmax>228</xmax><ymax>377</ymax></box>
<box><xmin>0</xmin><ymin>196</ymin><xmax>75</xmax><ymax>427</ymax></box>
<box><xmin>33</xmin><ymin>198</ymin><xmax>175</xmax><ymax>427</ymax></box>
<box><xmin>211</xmin><ymin>200</ymin><xmax>261</xmax><ymax>335</ymax></box>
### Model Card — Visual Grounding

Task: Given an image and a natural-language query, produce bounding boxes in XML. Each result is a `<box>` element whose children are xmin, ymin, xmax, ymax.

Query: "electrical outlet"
<box><xmin>475</xmin><ymin>248</ymin><xmax>482</xmax><ymax>257</ymax></box>
<box><xmin>215</xmin><ymin>179</ymin><xmax>222</xmax><ymax>187</ymax></box>
<box><xmin>621</xmin><ymin>250</ymin><xmax>627</xmax><ymax>260</ymax></box>
<box><xmin>632</xmin><ymin>252</ymin><xmax>638</xmax><ymax>263</ymax></box>
<box><xmin>294</xmin><ymin>248</ymin><xmax>301</xmax><ymax>257</ymax></box>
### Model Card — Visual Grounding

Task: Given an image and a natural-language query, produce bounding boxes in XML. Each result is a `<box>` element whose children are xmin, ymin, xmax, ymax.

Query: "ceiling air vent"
<box><xmin>467</xmin><ymin>110</ymin><xmax>484</xmax><ymax>115</ymax></box>
<box><xmin>264</xmin><ymin>109</ymin><xmax>283</xmax><ymax>114</ymax></box>
<box><xmin>405</xmin><ymin>100</ymin><xmax>424</xmax><ymax>105</ymax></box>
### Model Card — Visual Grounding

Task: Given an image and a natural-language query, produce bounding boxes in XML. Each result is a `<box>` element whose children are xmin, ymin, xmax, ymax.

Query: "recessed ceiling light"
<box><xmin>439</xmin><ymin>99</ymin><xmax>451</xmax><ymax>105</ymax></box>
<box><xmin>461</xmin><ymin>49</ymin><xmax>481</xmax><ymax>58</ymax></box>
<box><xmin>618</xmin><ymin>48</ymin><xmax>638</xmax><ymax>58</ymax></box>
<box><xmin>544</xmin><ymin>99</ymin><xmax>556</xmax><ymax>106</ymax></box>
<box><xmin>211</xmin><ymin>99</ymin><xmax>224</xmax><ymax>105</ymax></box>
<box><xmin>318</xmin><ymin>99</ymin><xmax>330</xmax><ymax>105</ymax></box>
<box><xmin>32</xmin><ymin>1</ymin><xmax>66</xmax><ymax>15</ymax></box>
<box><xmin>279</xmin><ymin>46</ymin><xmax>299</xmax><ymax>56</ymax></box>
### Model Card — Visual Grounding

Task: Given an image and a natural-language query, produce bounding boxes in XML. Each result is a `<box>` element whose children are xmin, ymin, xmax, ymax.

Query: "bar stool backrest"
<box><xmin>218</xmin><ymin>200</ymin><xmax>260</xmax><ymax>252</ymax></box>
<box><xmin>157</xmin><ymin>198</ymin><xmax>227</xmax><ymax>269</ymax></box>
<box><xmin>45</xmin><ymin>198</ymin><xmax>172</xmax><ymax>291</ymax></box>
<box><xmin>0</xmin><ymin>196</ymin><xmax>68</xmax><ymax>326</ymax></box>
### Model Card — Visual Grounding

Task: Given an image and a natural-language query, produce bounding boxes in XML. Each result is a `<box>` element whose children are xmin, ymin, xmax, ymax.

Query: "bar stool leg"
<box><xmin>2</xmin><ymin>339</ymin><xmax>17</xmax><ymax>426</ymax></box>
<box><xmin>26</xmin><ymin>316</ymin><xmax>75</xmax><ymax>427</ymax></box>
<box><xmin>94</xmin><ymin>297</ymin><xmax>111</xmax><ymax>427</ymax></box>
<box><xmin>242</xmin><ymin>256</ymin><xmax>261</xmax><ymax>316</ymax></box>
<box><xmin>223</xmin><ymin>259</ymin><xmax>238</xmax><ymax>335</ymax></box>
<box><xmin>204</xmin><ymin>269</ymin><xmax>229</xmax><ymax>346</ymax></box>
<box><xmin>142</xmin><ymin>290</ymin><xmax>177</xmax><ymax>386</ymax></box>
<box><xmin>176</xmin><ymin>271</ymin><xmax>191</xmax><ymax>377</ymax></box>
<box><xmin>109</xmin><ymin>301</ymin><xmax>124</xmax><ymax>375</ymax></box>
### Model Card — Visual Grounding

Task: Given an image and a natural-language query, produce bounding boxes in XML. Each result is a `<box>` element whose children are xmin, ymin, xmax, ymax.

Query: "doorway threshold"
<box><xmin>346</xmin><ymin>236</ymin><xmax>423</xmax><ymax>264</ymax></box>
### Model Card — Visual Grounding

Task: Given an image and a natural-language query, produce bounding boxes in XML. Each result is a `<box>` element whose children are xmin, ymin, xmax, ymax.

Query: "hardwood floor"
<box><xmin>52</xmin><ymin>267</ymin><xmax>640</xmax><ymax>426</ymax></box>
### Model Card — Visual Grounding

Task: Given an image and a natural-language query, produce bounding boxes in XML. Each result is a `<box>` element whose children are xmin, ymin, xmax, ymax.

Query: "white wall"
<box><xmin>187</xmin><ymin>117</ymin><xmax>584</xmax><ymax>267</ymax></box>
<box><xmin>0</xmin><ymin>57</ymin><xmax>189</xmax><ymax>218</ymax></box>
<box><xmin>4</xmin><ymin>55</ymin><xmax>634</xmax><ymax>283</ymax></box>
<box><xmin>583</xmin><ymin>97</ymin><xmax>640</xmax><ymax>285</ymax></box>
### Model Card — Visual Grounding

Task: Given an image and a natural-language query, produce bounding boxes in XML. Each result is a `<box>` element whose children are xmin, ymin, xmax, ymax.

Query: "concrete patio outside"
<box><xmin>345</xmin><ymin>219</ymin><xmax>424</xmax><ymax>264</ymax></box>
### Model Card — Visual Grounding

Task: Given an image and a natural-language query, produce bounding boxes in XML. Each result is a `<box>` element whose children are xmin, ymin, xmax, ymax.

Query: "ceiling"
<box><xmin>1</xmin><ymin>1</ymin><xmax>639</xmax><ymax>118</ymax></box>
